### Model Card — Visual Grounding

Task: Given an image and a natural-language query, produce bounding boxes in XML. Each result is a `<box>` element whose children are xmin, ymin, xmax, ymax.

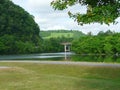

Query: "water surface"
<box><xmin>0</xmin><ymin>52</ymin><xmax>120</xmax><ymax>63</ymax></box>
<box><xmin>0</xmin><ymin>52</ymin><xmax>72</xmax><ymax>61</ymax></box>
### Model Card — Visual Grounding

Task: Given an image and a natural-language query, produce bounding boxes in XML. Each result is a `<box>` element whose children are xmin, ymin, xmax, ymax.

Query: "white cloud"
<box><xmin>45</xmin><ymin>25</ymin><xmax>68</xmax><ymax>30</ymax></box>
<box><xmin>26</xmin><ymin>0</ymin><xmax>52</xmax><ymax>12</ymax></box>
<box><xmin>68</xmin><ymin>4</ymin><xmax>87</xmax><ymax>14</ymax></box>
<box><xmin>34</xmin><ymin>15</ymin><xmax>48</xmax><ymax>24</ymax></box>
<box><xmin>27</xmin><ymin>0</ymin><xmax>51</xmax><ymax>7</ymax></box>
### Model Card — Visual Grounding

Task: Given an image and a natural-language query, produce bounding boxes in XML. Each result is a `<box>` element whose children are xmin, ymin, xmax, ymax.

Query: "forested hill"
<box><xmin>39</xmin><ymin>30</ymin><xmax>85</xmax><ymax>53</ymax></box>
<box><xmin>0</xmin><ymin>0</ymin><xmax>41</xmax><ymax>54</ymax></box>
<box><xmin>40</xmin><ymin>30</ymin><xmax>85</xmax><ymax>39</ymax></box>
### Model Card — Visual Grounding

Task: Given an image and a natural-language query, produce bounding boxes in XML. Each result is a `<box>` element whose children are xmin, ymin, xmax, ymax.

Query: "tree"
<box><xmin>0</xmin><ymin>0</ymin><xmax>41</xmax><ymax>54</ymax></box>
<box><xmin>51</xmin><ymin>0</ymin><xmax>120</xmax><ymax>25</ymax></box>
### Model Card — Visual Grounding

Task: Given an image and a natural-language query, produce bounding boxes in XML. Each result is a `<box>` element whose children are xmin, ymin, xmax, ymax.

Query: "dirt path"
<box><xmin>0</xmin><ymin>66</ymin><xmax>11</xmax><ymax>69</ymax></box>
<box><xmin>0</xmin><ymin>60</ymin><xmax>120</xmax><ymax>67</ymax></box>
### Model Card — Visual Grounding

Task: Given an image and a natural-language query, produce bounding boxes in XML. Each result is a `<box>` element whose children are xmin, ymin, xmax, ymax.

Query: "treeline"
<box><xmin>40</xmin><ymin>30</ymin><xmax>85</xmax><ymax>52</ymax></box>
<box><xmin>72</xmin><ymin>30</ymin><xmax>120</xmax><ymax>55</ymax></box>
<box><xmin>40</xmin><ymin>37</ymin><xmax>73</xmax><ymax>53</ymax></box>
<box><xmin>0</xmin><ymin>0</ymin><xmax>41</xmax><ymax>54</ymax></box>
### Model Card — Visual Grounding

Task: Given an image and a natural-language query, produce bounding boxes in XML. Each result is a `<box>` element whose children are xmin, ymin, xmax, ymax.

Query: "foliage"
<box><xmin>41</xmin><ymin>38</ymin><xmax>64</xmax><ymax>53</ymax></box>
<box><xmin>40</xmin><ymin>30</ymin><xmax>85</xmax><ymax>52</ymax></box>
<box><xmin>72</xmin><ymin>30</ymin><xmax>120</xmax><ymax>55</ymax></box>
<box><xmin>41</xmin><ymin>37</ymin><xmax>73</xmax><ymax>53</ymax></box>
<box><xmin>0</xmin><ymin>0</ymin><xmax>41</xmax><ymax>54</ymax></box>
<box><xmin>51</xmin><ymin>0</ymin><xmax>120</xmax><ymax>25</ymax></box>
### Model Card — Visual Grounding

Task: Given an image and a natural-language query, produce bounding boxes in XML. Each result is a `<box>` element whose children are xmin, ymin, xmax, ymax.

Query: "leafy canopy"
<box><xmin>51</xmin><ymin>0</ymin><xmax>120</xmax><ymax>25</ymax></box>
<box><xmin>0</xmin><ymin>0</ymin><xmax>41</xmax><ymax>54</ymax></box>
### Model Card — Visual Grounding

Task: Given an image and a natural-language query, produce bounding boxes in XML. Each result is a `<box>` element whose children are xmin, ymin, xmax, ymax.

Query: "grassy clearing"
<box><xmin>0</xmin><ymin>62</ymin><xmax>120</xmax><ymax>90</ymax></box>
<box><xmin>44</xmin><ymin>33</ymin><xmax>73</xmax><ymax>39</ymax></box>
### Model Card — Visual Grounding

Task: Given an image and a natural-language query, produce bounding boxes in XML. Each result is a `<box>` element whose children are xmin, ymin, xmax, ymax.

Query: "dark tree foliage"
<box><xmin>0</xmin><ymin>0</ymin><xmax>41</xmax><ymax>54</ymax></box>
<box><xmin>41</xmin><ymin>38</ymin><xmax>64</xmax><ymax>53</ymax></box>
<box><xmin>51</xmin><ymin>0</ymin><xmax>120</xmax><ymax>25</ymax></box>
<box><xmin>72</xmin><ymin>30</ymin><xmax>120</xmax><ymax>55</ymax></box>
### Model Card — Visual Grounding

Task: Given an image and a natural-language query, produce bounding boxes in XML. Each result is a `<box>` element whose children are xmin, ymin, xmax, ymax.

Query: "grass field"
<box><xmin>0</xmin><ymin>62</ymin><xmax>120</xmax><ymax>90</ymax></box>
<box><xmin>44</xmin><ymin>33</ymin><xmax>73</xmax><ymax>39</ymax></box>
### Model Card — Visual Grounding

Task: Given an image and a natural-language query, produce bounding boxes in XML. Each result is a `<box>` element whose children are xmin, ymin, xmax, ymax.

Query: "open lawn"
<box><xmin>44</xmin><ymin>32</ymin><xmax>73</xmax><ymax>39</ymax></box>
<box><xmin>0</xmin><ymin>61</ymin><xmax>120</xmax><ymax>90</ymax></box>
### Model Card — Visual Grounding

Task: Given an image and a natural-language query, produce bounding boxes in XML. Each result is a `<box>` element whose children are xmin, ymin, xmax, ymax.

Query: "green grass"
<box><xmin>44</xmin><ymin>33</ymin><xmax>73</xmax><ymax>39</ymax></box>
<box><xmin>0</xmin><ymin>62</ymin><xmax>120</xmax><ymax>90</ymax></box>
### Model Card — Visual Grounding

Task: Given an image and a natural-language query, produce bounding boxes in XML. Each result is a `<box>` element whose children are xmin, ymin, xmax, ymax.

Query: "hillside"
<box><xmin>0</xmin><ymin>0</ymin><xmax>41</xmax><ymax>54</ymax></box>
<box><xmin>40</xmin><ymin>30</ymin><xmax>85</xmax><ymax>39</ymax></box>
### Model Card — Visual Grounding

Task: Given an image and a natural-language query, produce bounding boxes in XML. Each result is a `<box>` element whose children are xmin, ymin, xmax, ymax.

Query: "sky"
<box><xmin>12</xmin><ymin>0</ymin><xmax>120</xmax><ymax>35</ymax></box>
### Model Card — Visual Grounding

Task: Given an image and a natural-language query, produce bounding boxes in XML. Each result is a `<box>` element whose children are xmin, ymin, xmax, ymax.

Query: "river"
<box><xmin>0</xmin><ymin>52</ymin><xmax>72</xmax><ymax>60</ymax></box>
<box><xmin>0</xmin><ymin>52</ymin><xmax>120</xmax><ymax>63</ymax></box>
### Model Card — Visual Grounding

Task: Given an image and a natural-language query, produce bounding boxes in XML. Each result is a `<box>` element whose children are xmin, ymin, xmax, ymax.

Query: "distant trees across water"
<box><xmin>40</xmin><ymin>30</ymin><xmax>120</xmax><ymax>55</ymax></box>
<box><xmin>40</xmin><ymin>30</ymin><xmax>85</xmax><ymax>53</ymax></box>
<box><xmin>72</xmin><ymin>30</ymin><xmax>120</xmax><ymax>55</ymax></box>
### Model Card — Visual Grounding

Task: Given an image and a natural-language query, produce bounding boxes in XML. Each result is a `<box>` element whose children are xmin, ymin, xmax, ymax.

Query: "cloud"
<box><xmin>34</xmin><ymin>15</ymin><xmax>48</xmax><ymax>24</ymax></box>
<box><xmin>45</xmin><ymin>25</ymin><xmax>68</xmax><ymax>30</ymax></box>
<box><xmin>26</xmin><ymin>0</ymin><xmax>52</xmax><ymax>12</ymax></box>
<box><xmin>27</xmin><ymin>0</ymin><xmax>51</xmax><ymax>7</ymax></box>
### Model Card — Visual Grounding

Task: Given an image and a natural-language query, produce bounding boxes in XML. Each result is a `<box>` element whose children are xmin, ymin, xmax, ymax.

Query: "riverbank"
<box><xmin>0</xmin><ymin>60</ymin><xmax>120</xmax><ymax>67</ymax></box>
<box><xmin>0</xmin><ymin>61</ymin><xmax>120</xmax><ymax>90</ymax></box>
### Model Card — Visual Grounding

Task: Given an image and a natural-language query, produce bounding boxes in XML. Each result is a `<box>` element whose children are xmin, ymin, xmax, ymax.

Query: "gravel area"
<box><xmin>0</xmin><ymin>60</ymin><xmax>120</xmax><ymax>67</ymax></box>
